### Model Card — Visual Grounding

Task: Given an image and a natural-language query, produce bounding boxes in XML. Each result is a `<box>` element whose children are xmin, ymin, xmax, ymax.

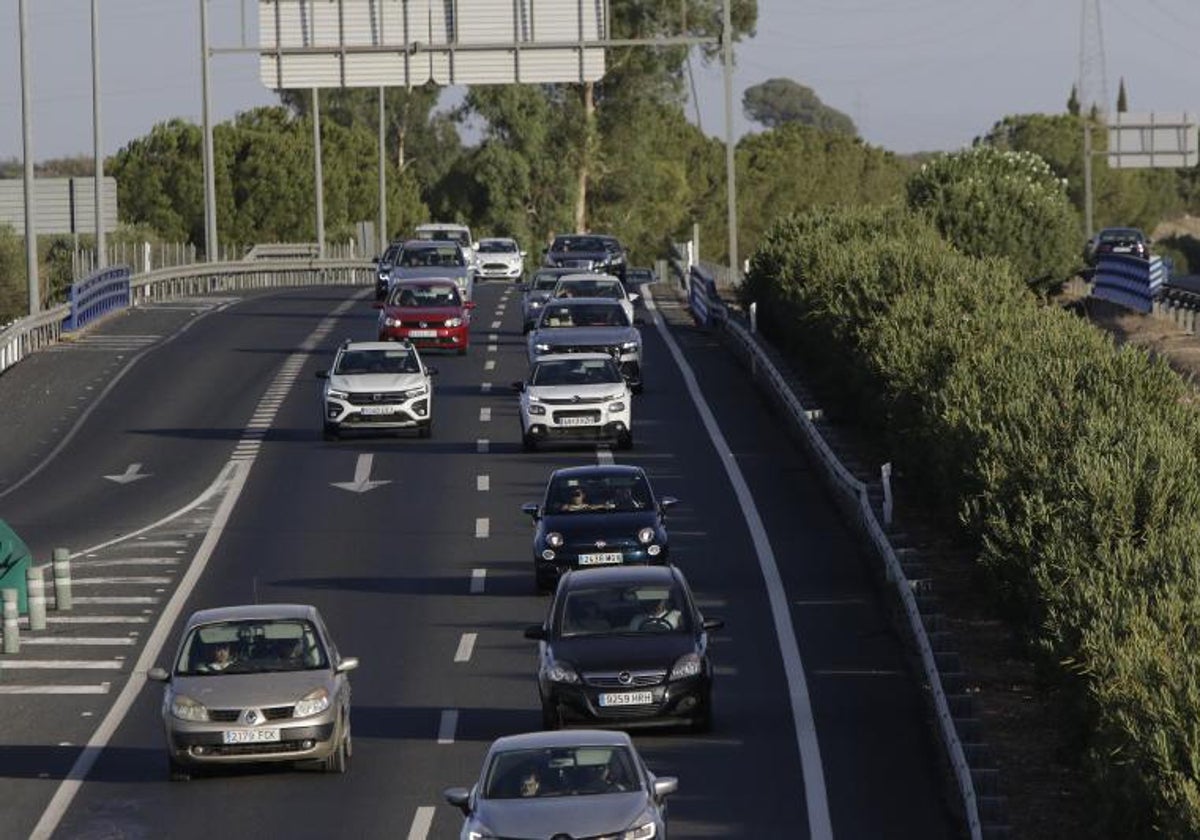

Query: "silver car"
<box><xmin>444</xmin><ymin>729</ymin><xmax>676</xmax><ymax>840</ymax></box>
<box><xmin>527</xmin><ymin>297</ymin><xmax>643</xmax><ymax>393</ymax></box>
<box><xmin>387</xmin><ymin>239</ymin><xmax>476</xmax><ymax>301</ymax></box>
<box><xmin>148</xmin><ymin>604</ymin><xmax>358</xmax><ymax>780</ymax></box>
<box><xmin>317</xmin><ymin>339</ymin><xmax>437</xmax><ymax>439</ymax></box>
<box><xmin>522</xmin><ymin>267</ymin><xmax>579</xmax><ymax>333</ymax></box>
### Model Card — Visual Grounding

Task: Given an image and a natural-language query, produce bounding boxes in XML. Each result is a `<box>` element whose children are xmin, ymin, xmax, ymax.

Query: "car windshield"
<box><xmin>399</xmin><ymin>246</ymin><xmax>464</xmax><ymax>268</ymax></box>
<box><xmin>538</xmin><ymin>303</ymin><xmax>630</xmax><ymax>328</ymax></box>
<box><xmin>558</xmin><ymin>584</ymin><xmax>691</xmax><ymax>637</ymax></box>
<box><xmin>546</xmin><ymin>473</ymin><xmax>652</xmax><ymax>514</ymax></box>
<box><xmin>381</xmin><ymin>244</ymin><xmax>403</xmax><ymax>264</ymax></box>
<box><xmin>175</xmin><ymin>619</ymin><xmax>328</xmax><ymax>676</ymax></box>
<box><xmin>531</xmin><ymin>358</ymin><xmax>622</xmax><ymax>387</ymax></box>
<box><xmin>417</xmin><ymin>228</ymin><xmax>470</xmax><ymax>247</ymax></box>
<box><xmin>389</xmin><ymin>284</ymin><xmax>461</xmax><ymax>308</ymax></box>
<box><xmin>479</xmin><ymin>240</ymin><xmax>517</xmax><ymax>253</ymax></box>
<box><xmin>555</xmin><ymin>279</ymin><xmax>623</xmax><ymax>300</ymax></box>
<box><xmin>552</xmin><ymin>236</ymin><xmax>605</xmax><ymax>253</ymax></box>
<box><xmin>335</xmin><ymin>349</ymin><xmax>421</xmax><ymax>375</ymax></box>
<box><xmin>532</xmin><ymin>273</ymin><xmax>566</xmax><ymax>291</ymax></box>
<box><xmin>483</xmin><ymin>746</ymin><xmax>640</xmax><ymax>799</ymax></box>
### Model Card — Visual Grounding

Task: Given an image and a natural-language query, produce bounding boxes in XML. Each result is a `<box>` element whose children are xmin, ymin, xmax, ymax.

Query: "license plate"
<box><xmin>599</xmin><ymin>691</ymin><xmax>654</xmax><ymax>707</ymax></box>
<box><xmin>557</xmin><ymin>416</ymin><xmax>595</xmax><ymax>427</ymax></box>
<box><xmin>579</xmin><ymin>552</ymin><xmax>623</xmax><ymax>565</ymax></box>
<box><xmin>408</xmin><ymin>329</ymin><xmax>439</xmax><ymax>338</ymax></box>
<box><xmin>222</xmin><ymin>728</ymin><xmax>280</xmax><ymax>744</ymax></box>
<box><xmin>1112</xmin><ymin>246</ymin><xmax>1131</xmax><ymax>253</ymax></box>
<box><xmin>360</xmin><ymin>404</ymin><xmax>400</xmax><ymax>415</ymax></box>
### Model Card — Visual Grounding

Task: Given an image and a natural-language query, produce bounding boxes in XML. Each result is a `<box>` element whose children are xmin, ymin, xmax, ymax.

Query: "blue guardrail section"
<box><xmin>687</xmin><ymin>266</ymin><xmax>720</xmax><ymax>327</ymax></box>
<box><xmin>65</xmin><ymin>265</ymin><xmax>132</xmax><ymax>331</ymax></box>
<box><xmin>1092</xmin><ymin>254</ymin><xmax>1165</xmax><ymax>313</ymax></box>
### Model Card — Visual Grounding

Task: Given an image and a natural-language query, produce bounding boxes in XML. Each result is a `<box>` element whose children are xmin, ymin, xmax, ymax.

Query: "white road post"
<box><xmin>52</xmin><ymin>548</ymin><xmax>73</xmax><ymax>611</ymax></box>
<box><xmin>2</xmin><ymin>589</ymin><xmax>19</xmax><ymax>654</ymax></box>
<box><xmin>881</xmin><ymin>463</ymin><xmax>894</xmax><ymax>528</ymax></box>
<box><xmin>27</xmin><ymin>565</ymin><xmax>46</xmax><ymax>631</ymax></box>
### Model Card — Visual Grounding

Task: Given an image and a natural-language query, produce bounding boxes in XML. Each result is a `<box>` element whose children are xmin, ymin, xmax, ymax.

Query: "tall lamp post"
<box><xmin>19</xmin><ymin>0</ymin><xmax>39</xmax><ymax>314</ymax></box>
<box><xmin>92</xmin><ymin>0</ymin><xmax>106</xmax><ymax>269</ymax></box>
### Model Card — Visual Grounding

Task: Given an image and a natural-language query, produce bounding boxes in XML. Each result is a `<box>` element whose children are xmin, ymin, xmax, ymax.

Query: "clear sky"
<box><xmin>2</xmin><ymin>1</ymin><xmax>1199</xmax><ymax>161</ymax></box>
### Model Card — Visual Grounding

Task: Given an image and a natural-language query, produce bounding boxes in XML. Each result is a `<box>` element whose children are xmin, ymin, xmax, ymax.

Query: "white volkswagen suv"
<box><xmin>513</xmin><ymin>353</ymin><xmax>632</xmax><ymax>451</ymax></box>
<box><xmin>317</xmin><ymin>340</ymin><xmax>436</xmax><ymax>439</ymax></box>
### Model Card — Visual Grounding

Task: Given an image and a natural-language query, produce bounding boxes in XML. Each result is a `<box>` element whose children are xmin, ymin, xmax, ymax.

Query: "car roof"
<box><xmin>534</xmin><ymin>352</ymin><xmax>617</xmax><ymax>364</ymax></box>
<box><xmin>488</xmin><ymin>729</ymin><xmax>633</xmax><ymax>754</ymax></box>
<box><xmin>479</xmin><ymin>237</ymin><xmax>516</xmax><ymax>245</ymax></box>
<box><xmin>557</xmin><ymin>273</ymin><xmax>620</xmax><ymax>284</ymax></box>
<box><xmin>550</xmin><ymin>464</ymin><xmax>646</xmax><ymax>481</ymax></box>
<box><xmin>544</xmin><ymin>297</ymin><xmax>623</xmax><ymax>307</ymax></box>
<box><xmin>337</xmin><ymin>340</ymin><xmax>419</xmax><ymax>354</ymax></box>
<box><xmin>560</xmin><ymin>564</ymin><xmax>682</xmax><ymax>590</ymax></box>
<box><xmin>402</xmin><ymin>239</ymin><xmax>460</xmax><ymax>249</ymax></box>
<box><xmin>184</xmin><ymin>603</ymin><xmax>319</xmax><ymax>630</ymax></box>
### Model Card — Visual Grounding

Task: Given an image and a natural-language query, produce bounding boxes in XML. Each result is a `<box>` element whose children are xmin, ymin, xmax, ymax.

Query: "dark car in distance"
<box><xmin>1085</xmin><ymin>227</ymin><xmax>1149</xmax><ymax>265</ymax></box>
<box><xmin>525</xmin><ymin>564</ymin><xmax>722</xmax><ymax>731</ymax></box>
<box><xmin>544</xmin><ymin>234</ymin><xmax>627</xmax><ymax>281</ymax></box>
<box><xmin>522</xmin><ymin>465</ymin><xmax>675</xmax><ymax>593</ymax></box>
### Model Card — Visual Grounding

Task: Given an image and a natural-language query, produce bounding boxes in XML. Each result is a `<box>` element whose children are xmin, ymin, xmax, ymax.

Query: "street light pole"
<box><xmin>91</xmin><ymin>0</ymin><xmax>106</xmax><ymax>269</ymax></box>
<box><xmin>200</xmin><ymin>0</ymin><xmax>218</xmax><ymax>260</ymax></box>
<box><xmin>378</xmin><ymin>87</ymin><xmax>387</xmax><ymax>254</ymax></box>
<box><xmin>18</xmin><ymin>0</ymin><xmax>40</xmax><ymax>314</ymax></box>
<box><xmin>312</xmin><ymin>89</ymin><xmax>326</xmax><ymax>258</ymax></box>
<box><xmin>721</xmin><ymin>0</ymin><xmax>738</xmax><ymax>282</ymax></box>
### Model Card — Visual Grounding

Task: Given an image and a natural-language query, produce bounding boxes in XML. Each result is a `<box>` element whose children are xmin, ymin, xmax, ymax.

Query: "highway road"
<box><xmin>0</xmin><ymin>279</ymin><xmax>958</xmax><ymax>838</ymax></box>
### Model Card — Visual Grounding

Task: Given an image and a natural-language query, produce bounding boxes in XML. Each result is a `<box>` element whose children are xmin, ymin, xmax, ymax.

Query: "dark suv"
<box><xmin>544</xmin><ymin>234</ymin><xmax>628</xmax><ymax>282</ymax></box>
<box><xmin>1085</xmin><ymin>227</ymin><xmax>1149</xmax><ymax>265</ymax></box>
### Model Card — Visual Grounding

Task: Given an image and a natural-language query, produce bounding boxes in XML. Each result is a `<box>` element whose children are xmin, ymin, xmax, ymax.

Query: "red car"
<box><xmin>375</xmin><ymin>279</ymin><xmax>474</xmax><ymax>354</ymax></box>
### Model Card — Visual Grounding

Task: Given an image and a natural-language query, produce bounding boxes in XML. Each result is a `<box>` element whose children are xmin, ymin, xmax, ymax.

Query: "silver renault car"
<box><xmin>148</xmin><ymin>604</ymin><xmax>358</xmax><ymax>780</ymax></box>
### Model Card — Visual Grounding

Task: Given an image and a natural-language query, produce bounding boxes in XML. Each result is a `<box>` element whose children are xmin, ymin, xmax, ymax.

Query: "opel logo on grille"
<box><xmin>617</xmin><ymin>671</ymin><xmax>633</xmax><ymax>685</ymax></box>
<box><xmin>241</xmin><ymin>709</ymin><xmax>260</xmax><ymax>725</ymax></box>
<box><xmin>595</xmin><ymin>540</ymin><xmax>607</xmax><ymax>548</ymax></box>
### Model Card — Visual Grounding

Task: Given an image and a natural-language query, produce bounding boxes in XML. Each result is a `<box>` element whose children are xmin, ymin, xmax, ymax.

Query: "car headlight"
<box><xmin>546</xmin><ymin>661</ymin><xmax>580</xmax><ymax>684</ymax></box>
<box><xmin>637</xmin><ymin>527</ymin><xmax>655</xmax><ymax>545</ymax></box>
<box><xmin>534</xmin><ymin>343</ymin><xmax>551</xmax><ymax>354</ymax></box>
<box><xmin>405</xmin><ymin>385</ymin><xmax>429</xmax><ymax>398</ymax></box>
<box><xmin>171</xmin><ymin>694</ymin><xmax>209</xmax><ymax>722</ymax></box>
<box><xmin>529</xmin><ymin>300</ymin><xmax>543</xmax><ymax>309</ymax></box>
<box><xmin>468</xmin><ymin>828</ymin><xmax>498</xmax><ymax>840</ymax></box>
<box><xmin>623</xmin><ymin>821</ymin><xmax>657</xmax><ymax>840</ymax></box>
<box><xmin>528</xmin><ymin>403</ymin><xmax>546</xmax><ymax>416</ymax></box>
<box><xmin>293</xmin><ymin>687</ymin><xmax>331</xmax><ymax>718</ymax></box>
<box><xmin>326</xmin><ymin>389</ymin><xmax>349</xmax><ymax>400</ymax></box>
<box><xmin>384</xmin><ymin>316</ymin><xmax>402</xmax><ymax>327</ymax></box>
<box><xmin>445</xmin><ymin>317</ymin><xmax>463</xmax><ymax>328</ymax></box>
<box><xmin>670</xmin><ymin>652</ymin><xmax>702</xmax><ymax>681</ymax></box>
<box><xmin>609</xmin><ymin>401</ymin><xmax>626</xmax><ymax>413</ymax></box>
<box><xmin>621</xmin><ymin>340</ymin><xmax>639</xmax><ymax>352</ymax></box>
<box><xmin>546</xmin><ymin>532</ymin><xmax>564</xmax><ymax>548</ymax></box>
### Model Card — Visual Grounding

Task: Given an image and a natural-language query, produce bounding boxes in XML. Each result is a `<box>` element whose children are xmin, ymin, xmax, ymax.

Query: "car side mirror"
<box><xmin>520</xmin><ymin>250</ymin><xmax>528</xmax><ymax>257</ymax></box>
<box><xmin>336</xmin><ymin>656</ymin><xmax>360</xmax><ymax>673</ymax></box>
<box><xmin>653</xmin><ymin>777</ymin><xmax>679</xmax><ymax>799</ymax></box>
<box><xmin>147</xmin><ymin>666</ymin><xmax>170</xmax><ymax>682</ymax></box>
<box><xmin>521</xmin><ymin>502</ymin><xmax>540</xmax><ymax>519</ymax></box>
<box><xmin>628</xmin><ymin>293</ymin><xmax>640</xmax><ymax>303</ymax></box>
<box><xmin>371</xmin><ymin>301</ymin><xmax>384</xmax><ymax>310</ymax></box>
<box><xmin>702</xmin><ymin>617</ymin><xmax>724</xmax><ymax>632</ymax></box>
<box><xmin>524</xmin><ymin>625</ymin><xmax>547</xmax><ymax>640</ymax></box>
<box><xmin>512</xmin><ymin>381</ymin><xmax>525</xmax><ymax>392</ymax></box>
<box><xmin>316</xmin><ymin>371</ymin><xmax>329</xmax><ymax>380</ymax></box>
<box><xmin>443</xmin><ymin>786</ymin><xmax>471</xmax><ymax>816</ymax></box>
<box><xmin>659</xmin><ymin>497</ymin><xmax>678</xmax><ymax>512</ymax></box>
<box><xmin>465</xmin><ymin>301</ymin><xmax>477</xmax><ymax>309</ymax></box>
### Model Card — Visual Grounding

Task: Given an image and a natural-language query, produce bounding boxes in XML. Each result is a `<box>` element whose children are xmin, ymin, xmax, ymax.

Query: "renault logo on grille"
<box><xmin>240</xmin><ymin>709</ymin><xmax>260</xmax><ymax>725</ymax></box>
<box><xmin>617</xmin><ymin>671</ymin><xmax>633</xmax><ymax>685</ymax></box>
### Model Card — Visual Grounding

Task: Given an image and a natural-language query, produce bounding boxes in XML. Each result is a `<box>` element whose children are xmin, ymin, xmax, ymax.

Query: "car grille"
<box><xmin>206</xmin><ymin>740</ymin><xmax>311</xmax><ymax>757</ymax></box>
<box><xmin>541</xmin><ymin>395</ymin><xmax>609</xmax><ymax>405</ymax></box>
<box><xmin>346</xmin><ymin>392</ymin><xmax>408</xmax><ymax>405</ymax></box>
<box><xmin>207</xmin><ymin>705</ymin><xmax>295</xmax><ymax>723</ymax></box>
<box><xmin>584</xmin><ymin>669</ymin><xmax>666</xmax><ymax>688</ymax></box>
<box><xmin>548</xmin><ymin>345</ymin><xmax>620</xmax><ymax>357</ymax></box>
<box><xmin>481</xmin><ymin>261</ymin><xmax>510</xmax><ymax>271</ymax></box>
<box><xmin>397</xmin><ymin>318</ymin><xmax>448</xmax><ymax>328</ymax></box>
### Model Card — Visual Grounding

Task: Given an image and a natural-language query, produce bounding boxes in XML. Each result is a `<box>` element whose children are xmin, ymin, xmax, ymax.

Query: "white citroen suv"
<box><xmin>513</xmin><ymin>352</ymin><xmax>632</xmax><ymax>451</ymax></box>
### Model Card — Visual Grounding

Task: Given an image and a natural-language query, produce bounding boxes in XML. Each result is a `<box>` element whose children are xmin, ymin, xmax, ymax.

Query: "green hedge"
<box><xmin>746</xmin><ymin>206</ymin><xmax>1200</xmax><ymax>836</ymax></box>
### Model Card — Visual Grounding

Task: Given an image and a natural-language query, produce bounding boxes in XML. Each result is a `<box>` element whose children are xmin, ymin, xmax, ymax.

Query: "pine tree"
<box><xmin>1117</xmin><ymin>78</ymin><xmax>1128</xmax><ymax>113</ymax></box>
<box><xmin>1067</xmin><ymin>85</ymin><xmax>1080</xmax><ymax>116</ymax></box>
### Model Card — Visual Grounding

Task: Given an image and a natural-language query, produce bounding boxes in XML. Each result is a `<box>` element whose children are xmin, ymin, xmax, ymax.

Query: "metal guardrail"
<box><xmin>65</xmin><ymin>265</ymin><xmax>132</xmax><ymax>331</ymax></box>
<box><xmin>0</xmin><ymin>257</ymin><xmax>373</xmax><ymax>377</ymax></box>
<box><xmin>690</xmin><ymin>284</ymin><xmax>984</xmax><ymax>840</ymax></box>
<box><xmin>1092</xmin><ymin>254</ymin><xmax>1166</xmax><ymax>313</ymax></box>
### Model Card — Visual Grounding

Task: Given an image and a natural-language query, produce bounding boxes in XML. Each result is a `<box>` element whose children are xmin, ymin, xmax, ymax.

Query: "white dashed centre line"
<box><xmin>454</xmin><ymin>633</ymin><xmax>477</xmax><ymax>662</ymax></box>
<box><xmin>477</xmin><ymin>475</ymin><xmax>490</xmax><ymax>492</ymax></box>
<box><xmin>471</xmin><ymin>568</ymin><xmax>487</xmax><ymax>593</ymax></box>
<box><xmin>488</xmin><ymin>333</ymin><xmax>499</xmax><ymax>342</ymax></box>
<box><xmin>491</xmin><ymin>320</ymin><xmax>502</xmax><ymax>329</ymax></box>
<box><xmin>485</xmin><ymin>360</ymin><xmax>496</xmax><ymax>371</ymax></box>
<box><xmin>406</xmin><ymin>806</ymin><xmax>436</xmax><ymax>840</ymax></box>
<box><xmin>487</xmin><ymin>344</ymin><xmax>497</xmax><ymax>353</ymax></box>
<box><xmin>480</xmin><ymin>407</ymin><xmax>491</xmax><ymax>422</ymax></box>
<box><xmin>438</xmin><ymin>709</ymin><xmax>459</xmax><ymax>744</ymax></box>
<box><xmin>475</xmin><ymin>518</ymin><xmax>490</xmax><ymax>538</ymax></box>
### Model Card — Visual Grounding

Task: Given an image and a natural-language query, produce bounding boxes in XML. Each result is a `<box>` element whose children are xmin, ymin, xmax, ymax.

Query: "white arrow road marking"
<box><xmin>331</xmin><ymin>454</ymin><xmax>391</xmax><ymax>493</ymax></box>
<box><xmin>104</xmin><ymin>463</ymin><xmax>150</xmax><ymax>484</ymax></box>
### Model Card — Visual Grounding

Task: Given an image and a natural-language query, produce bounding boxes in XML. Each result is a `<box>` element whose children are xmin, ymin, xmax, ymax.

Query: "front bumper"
<box><xmin>378</xmin><ymin>325</ymin><xmax>469</xmax><ymax>351</ymax></box>
<box><xmin>542</xmin><ymin>673</ymin><xmax>709</xmax><ymax>729</ymax></box>
<box><xmin>165</xmin><ymin>720</ymin><xmax>338</xmax><ymax>766</ymax></box>
<box><xmin>477</xmin><ymin>263</ymin><xmax>523</xmax><ymax>280</ymax></box>
<box><xmin>325</xmin><ymin>394</ymin><xmax>431</xmax><ymax>430</ymax></box>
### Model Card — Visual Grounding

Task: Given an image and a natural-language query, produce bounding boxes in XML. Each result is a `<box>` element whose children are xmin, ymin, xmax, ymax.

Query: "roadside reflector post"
<box><xmin>26</xmin><ymin>565</ymin><xmax>46</xmax><ymax>631</ymax></box>
<box><xmin>53</xmin><ymin>548</ymin><xmax>73</xmax><ymax>611</ymax></box>
<box><xmin>2</xmin><ymin>588</ymin><xmax>19</xmax><ymax>654</ymax></box>
<box><xmin>882</xmin><ymin>463</ymin><xmax>894</xmax><ymax>528</ymax></box>
<box><xmin>749</xmin><ymin>301</ymin><xmax>757</xmax><ymax>334</ymax></box>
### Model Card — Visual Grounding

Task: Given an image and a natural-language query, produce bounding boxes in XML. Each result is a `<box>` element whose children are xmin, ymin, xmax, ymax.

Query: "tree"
<box><xmin>742</xmin><ymin>78</ymin><xmax>857</xmax><ymax>136</ymax></box>
<box><xmin>1067</xmin><ymin>85</ymin><xmax>1081</xmax><ymax>117</ymax></box>
<box><xmin>1116</xmin><ymin>77</ymin><xmax>1128</xmax><ymax>113</ymax></box>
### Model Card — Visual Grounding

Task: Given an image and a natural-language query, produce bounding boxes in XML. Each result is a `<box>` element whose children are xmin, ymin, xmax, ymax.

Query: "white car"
<box><xmin>317</xmin><ymin>340</ymin><xmax>436</xmax><ymax>439</ymax></box>
<box><xmin>552</xmin><ymin>272</ymin><xmax>639</xmax><ymax>323</ymax></box>
<box><xmin>513</xmin><ymin>353</ymin><xmax>632</xmax><ymax>451</ymax></box>
<box><xmin>476</xmin><ymin>237</ymin><xmax>526</xmax><ymax>280</ymax></box>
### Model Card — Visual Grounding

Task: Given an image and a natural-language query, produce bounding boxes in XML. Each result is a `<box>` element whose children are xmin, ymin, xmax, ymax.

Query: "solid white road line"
<box><xmin>71</xmin><ymin>576</ymin><xmax>173</xmax><ymax>585</ymax></box>
<box><xmin>0</xmin><ymin>684</ymin><xmax>111</xmax><ymax>695</ymax></box>
<box><xmin>406</xmin><ymin>806</ymin><xmax>436</xmax><ymax>840</ymax></box>
<box><xmin>642</xmin><ymin>285</ymin><xmax>834</xmax><ymax>840</ymax></box>
<box><xmin>477</xmin><ymin>475</ymin><xmax>490</xmax><ymax>492</ymax></box>
<box><xmin>73</xmin><ymin>558</ymin><xmax>180</xmax><ymax>567</ymax></box>
<box><xmin>19</xmin><ymin>616</ymin><xmax>148</xmax><ymax>626</ymax></box>
<box><xmin>20</xmin><ymin>637</ymin><xmax>136</xmax><ymax>646</ymax></box>
<box><xmin>438</xmin><ymin>709</ymin><xmax>459</xmax><ymax>744</ymax></box>
<box><xmin>471</xmin><ymin>569</ymin><xmax>487</xmax><ymax>593</ymax></box>
<box><xmin>475</xmin><ymin>518</ymin><xmax>490</xmax><ymax>538</ymax></box>
<box><xmin>70</xmin><ymin>596</ymin><xmax>159</xmax><ymax>605</ymax></box>
<box><xmin>454</xmin><ymin>633</ymin><xmax>477</xmax><ymax>662</ymax></box>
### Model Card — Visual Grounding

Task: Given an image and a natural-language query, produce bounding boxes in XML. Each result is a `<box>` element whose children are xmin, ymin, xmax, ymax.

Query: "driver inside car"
<box><xmin>632</xmin><ymin>595</ymin><xmax>682</xmax><ymax>631</ymax></box>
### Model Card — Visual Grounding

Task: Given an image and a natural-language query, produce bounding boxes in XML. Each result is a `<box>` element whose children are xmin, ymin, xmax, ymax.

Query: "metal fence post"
<box><xmin>52</xmin><ymin>548</ymin><xmax>72</xmax><ymax>611</ymax></box>
<box><xmin>27</xmin><ymin>565</ymin><xmax>46</xmax><ymax>631</ymax></box>
<box><xmin>2</xmin><ymin>589</ymin><xmax>18</xmax><ymax>654</ymax></box>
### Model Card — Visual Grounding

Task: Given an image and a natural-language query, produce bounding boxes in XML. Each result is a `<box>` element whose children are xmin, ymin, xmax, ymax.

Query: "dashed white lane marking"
<box><xmin>406</xmin><ymin>807</ymin><xmax>436</xmax><ymax>840</ymax></box>
<box><xmin>0</xmin><ymin>684</ymin><xmax>111</xmax><ymax>695</ymax></box>
<box><xmin>488</xmin><ymin>333</ymin><xmax>498</xmax><ymax>342</ymax></box>
<box><xmin>454</xmin><ymin>633</ymin><xmax>477</xmax><ymax>663</ymax></box>
<box><xmin>596</xmin><ymin>447</ymin><xmax>614</xmax><ymax>466</ymax></box>
<box><xmin>485</xmin><ymin>360</ymin><xmax>496</xmax><ymax>371</ymax></box>
<box><xmin>475</xmin><ymin>518</ymin><xmax>489</xmax><ymax>538</ymax></box>
<box><xmin>477</xmin><ymin>439</ymin><xmax>490</xmax><ymax>454</ymax></box>
<box><xmin>480</xmin><ymin>382</ymin><xmax>492</xmax><ymax>394</ymax></box>
<box><xmin>20</xmin><ymin>637</ymin><xmax>135</xmax><ymax>646</ymax></box>
<box><xmin>74</xmin><ymin>558</ymin><xmax>180</xmax><ymax>567</ymax></box>
<box><xmin>470</xmin><ymin>569</ymin><xmax>487</xmax><ymax>593</ymax></box>
<box><xmin>71</xmin><ymin>596</ymin><xmax>159</xmax><ymax>605</ymax></box>
<box><xmin>490</xmin><ymin>320</ymin><xmax>502</xmax><ymax>329</ymax></box>
<box><xmin>437</xmin><ymin>709</ymin><xmax>459</xmax><ymax>744</ymax></box>
<box><xmin>477</xmin><ymin>475</ymin><xmax>490</xmax><ymax>492</ymax></box>
<box><xmin>72</xmin><ymin>576</ymin><xmax>172</xmax><ymax>585</ymax></box>
<box><xmin>0</xmin><ymin>660</ymin><xmax>123</xmax><ymax>670</ymax></box>
<box><xmin>130</xmin><ymin>540</ymin><xmax>186</xmax><ymax>548</ymax></box>
<box><xmin>487</xmin><ymin>344</ymin><xmax>497</xmax><ymax>353</ymax></box>
<box><xmin>19</xmin><ymin>616</ymin><xmax>148</xmax><ymax>625</ymax></box>
<box><xmin>480</xmin><ymin>407</ymin><xmax>492</xmax><ymax>422</ymax></box>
